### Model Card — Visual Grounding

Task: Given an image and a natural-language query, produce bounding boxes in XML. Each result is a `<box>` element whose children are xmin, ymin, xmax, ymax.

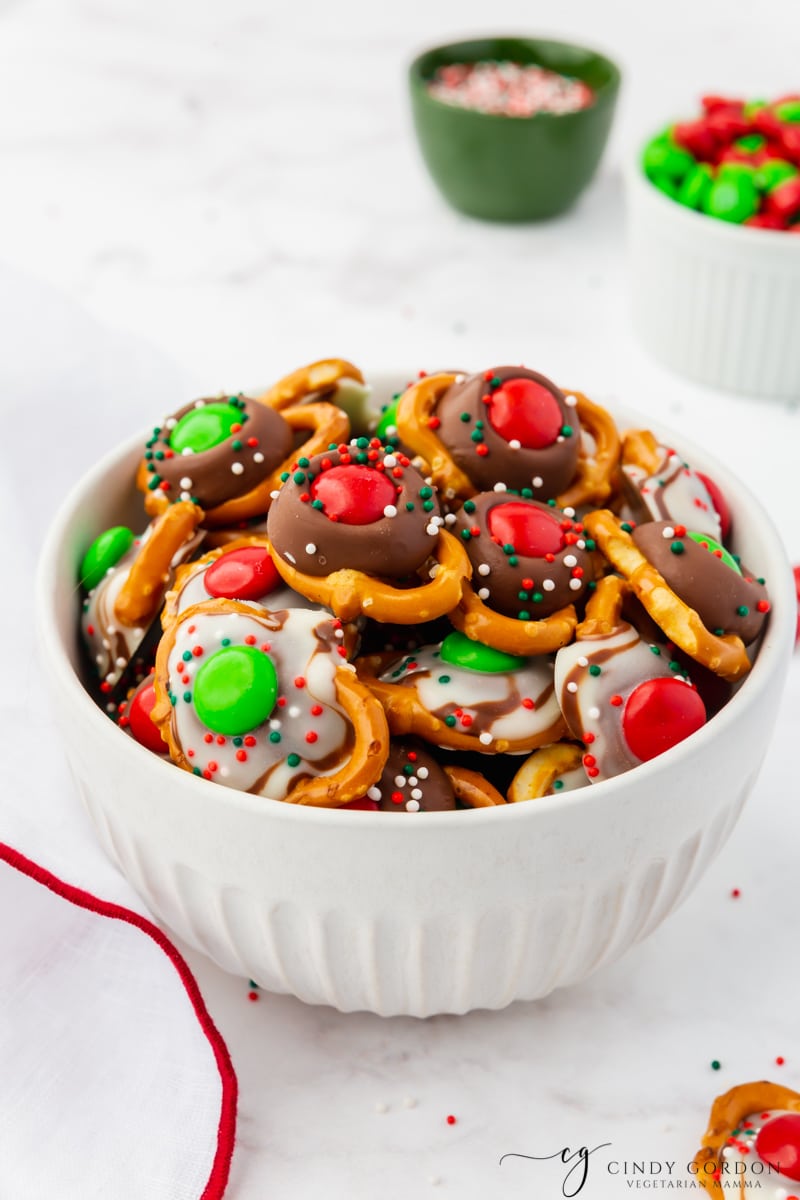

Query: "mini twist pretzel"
<box><xmin>443</xmin><ymin>766</ymin><xmax>507</xmax><ymax>807</ymax></box>
<box><xmin>556</xmin><ymin>390</ymin><xmax>620</xmax><ymax>510</ymax></box>
<box><xmin>115</xmin><ymin>501</ymin><xmax>204</xmax><ymax>627</ymax></box>
<box><xmin>583</xmin><ymin>510</ymin><xmax>753</xmax><ymax>682</ymax></box>
<box><xmin>575</xmin><ymin>573</ymin><xmax>630</xmax><ymax>640</ymax></box>
<box><xmin>693</xmin><ymin>1081</ymin><xmax>800</xmax><ymax>1197</ymax></box>
<box><xmin>256</xmin><ymin>358</ymin><xmax>365</xmax><ymax>411</ymax></box>
<box><xmin>449</xmin><ymin>591</ymin><xmax>577</xmax><ymax>656</ymax></box>
<box><xmin>201</xmin><ymin>401</ymin><xmax>350</xmax><ymax>528</ymax></box>
<box><xmin>152</xmin><ymin>600</ymin><xmax>388</xmax><ymax>806</ymax></box>
<box><xmin>395</xmin><ymin>372</ymin><xmax>476</xmax><ymax>498</ymax></box>
<box><xmin>271</xmin><ymin>527</ymin><xmax>472</xmax><ymax>624</ymax></box>
<box><xmin>507</xmin><ymin>743</ymin><xmax>587</xmax><ymax>802</ymax></box>
<box><xmin>621</xmin><ymin>427</ymin><xmax>662</xmax><ymax>475</ymax></box>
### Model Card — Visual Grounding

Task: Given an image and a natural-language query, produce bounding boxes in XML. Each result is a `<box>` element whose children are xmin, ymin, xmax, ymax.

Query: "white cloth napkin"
<box><xmin>0</xmin><ymin>265</ymin><xmax>237</xmax><ymax>1198</ymax></box>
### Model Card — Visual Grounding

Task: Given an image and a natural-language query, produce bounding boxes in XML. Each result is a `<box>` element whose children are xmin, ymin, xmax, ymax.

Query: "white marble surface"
<box><xmin>2</xmin><ymin>0</ymin><xmax>800</xmax><ymax>1196</ymax></box>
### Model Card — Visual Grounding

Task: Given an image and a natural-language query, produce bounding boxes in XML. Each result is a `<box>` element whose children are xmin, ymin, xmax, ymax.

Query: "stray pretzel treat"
<box><xmin>267</xmin><ymin>438</ymin><xmax>472</xmax><ymax>623</ymax></box>
<box><xmin>507</xmin><ymin>742</ymin><xmax>589</xmax><ymax>801</ymax></box>
<box><xmin>554</xmin><ymin>574</ymin><xmax>707</xmax><ymax>782</ymax></box>
<box><xmin>620</xmin><ymin>428</ymin><xmax>724</xmax><ymax>539</ymax></box>
<box><xmin>583</xmin><ymin>510</ymin><xmax>767</xmax><ymax>681</ymax></box>
<box><xmin>693</xmin><ymin>1081</ymin><xmax>800</xmax><ymax>1197</ymax></box>
<box><xmin>152</xmin><ymin>600</ymin><xmax>388</xmax><ymax>804</ymax></box>
<box><xmin>443</xmin><ymin>765</ymin><xmax>507</xmax><ymax>807</ymax></box>
<box><xmin>341</xmin><ymin>739</ymin><xmax>458</xmax><ymax>811</ymax></box>
<box><xmin>80</xmin><ymin>503</ymin><xmax>204</xmax><ymax>689</ymax></box>
<box><xmin>357</xmin><ymin>630</ymin><xmax>566</xmax><ymax>755</ymax></box>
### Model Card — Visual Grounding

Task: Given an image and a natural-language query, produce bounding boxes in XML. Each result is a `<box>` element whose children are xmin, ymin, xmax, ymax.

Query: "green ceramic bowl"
<box><xmin>409</xmin><ymin>36</ymin><xmax>621</xmax><ymax>221</ymax></box>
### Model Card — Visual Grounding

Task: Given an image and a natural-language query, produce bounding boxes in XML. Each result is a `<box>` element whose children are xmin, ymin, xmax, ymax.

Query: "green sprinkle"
<box><xmin>459</xmin><ymin>412</ymin><xmax>471</xmax><ymax>423</ymax></box>
<box><xmin>293</xmin><ymin>471</ymin><xmax>306</xmax><ymax>485</ymax></box>
<box><xmin>711</xmin><ymin>1060</ymin><xmax>721</xmax><ymax>1071</ymax></box>
<box><xmin>521</xmin><ymin>488</ymin><xmax>533</xmax><ymax>499</ymax></box>
<box><xmin>561</xmin><ymin>425</ymin><xmax>573</xmax><ymax>437</ymax></box>
<box><xmin>670</xmin><ymin>541</ymin><xmax>685</xmax><ymax>555</ymax></box>
<box><xmin>620</xmin><ymin>522</ymin><xmax>633</xmax><ymax>533</ymax></box>
<box><xmin>508</xmin><ymin>556</ymin><xmax>519</xmax><ymax>566</ymax></box>
<box><xmin>419</xmin><ymin>486</ymin><xmax>433</xmax><ymax>498</ymax></box>
<box><xmin>233</xmin><ymin>737</ymin><xmax>243</xmax><ymax>746</ymax></box>
<box><xmin>584</xmin><ymin>538</ymin><xmax>596</xmax><ymax>552</ymax></box>
<box><xmin>438</xmin><ymin>674</ymin><xmax>451</xmax><ymax>684</ymax></box>
<box><xmin>405</xmin><ymin>502</ymin><xmax>415</xmax><ymax>511</ymax></box>
<box><xmin>444</xmin><ymin>715</ymin><xmax>457</xmax><ymax>727</ymax></box>
<box><xmin>182</xmin><ymin>651</ymin><xmax>192</xmax><ymax>662</ymax></box>
<box><xmin>736</xmin><ymin>605</ymin><xmax>749</xmax><ymax>617</ymax></box>
<box><xmin>650</xmin><ymin>645</ymin><xmax>661</xmax><ymax>655</ymax></box>
<box><xmin>269</xmin><ymin>731</ymin><xmax>281</xmax><ymax>743</ymax></box>
<box><xmin>183</xmin><ymin>691</ymin><xmax>192</xmax><ymax>702</ymax></box>
<box><xmin>423</xmin><ymin>500</ymin><xmax>435</xmax><ymax>511</ymax></box>
<box><xmin>460</xmin><ymin>529</ymin><xmax>472</xmax><ymax>540</ymax></box>
<box><xmin>232</xmin><ymin>439</ymin><xmax>243</xmax><ymax>451</ymax></box>
<box><xmin>518</xmin><ymin>611</ymin><xmax>530</xmax><ymax>621</ymax></box>
<box><xmin>503</xmin><ymin>543</ymin><xmax>514</xmax><ymax>555</ymax></box>
<box><xmin>355</xmin><ymin>437</ymin><xmax>369</xmax><ymax>449</ymax></box>
<box><xmin>312</xmin><ymin>499</ymin><xmax>324</xmax><ymax>510</ymax></box>
<box><xmin>470</xmin><ymin>430</ymin><xmax>483</xmax><ymax>443</ymax></box>
<box><xmin>221</xmin><ymin>637</ymin><xmax>231</xmax><ymax>646</ymax></box>
<box><xmin>463</xmin><ymin>500</ymin><xmax>476</xmax><ymax>513</ymax></box>
<box><xmin>669</xmin><ymin>661</ymin><xmax>681</xmax><ymax>672</ymax></box>
<box><xmin>287</xmin><ymin>753</ymin><xmax>301</xmax><ymax>768</ymax></box>
<box><xmin>280</xmin><ymin>471</ymin><xmax>290</xmax><ymax>482</ymax></box>
<box><xmin>553</xmin><ymin>779</ymin><xmax>564</xmax><ymax>790</ymax></box>
<box><xmin>589</xmin><ymin>664</ymin><xmax>601</xmax><ymax>676</ymax></box>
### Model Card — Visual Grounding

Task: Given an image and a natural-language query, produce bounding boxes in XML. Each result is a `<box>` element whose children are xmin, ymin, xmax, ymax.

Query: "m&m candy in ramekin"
<box><xmin>642</xmin><ymin>94</ymin><xmax>800</xmax><ymax>230</ymax></box>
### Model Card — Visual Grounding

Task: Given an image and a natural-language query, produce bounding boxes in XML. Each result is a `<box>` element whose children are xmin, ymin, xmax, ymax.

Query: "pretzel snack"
<box><xmin>114</xmin><ymin>501</ymin><xmax>203</xmax><ymax>627</ymax></box>
<box><xmin>693</xmin><ymin>1081</ymin><xmax>800</xmax><ymax>1196</ymax></box>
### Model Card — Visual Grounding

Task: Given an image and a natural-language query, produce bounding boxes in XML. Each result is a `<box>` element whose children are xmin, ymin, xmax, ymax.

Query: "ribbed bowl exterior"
<box><xmin>627</xmin><ymin>165</ymin><xmax>800</xmax><ymax>399</ymax></box>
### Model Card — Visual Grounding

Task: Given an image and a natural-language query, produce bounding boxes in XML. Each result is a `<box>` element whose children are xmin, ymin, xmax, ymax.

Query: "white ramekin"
<box><xmin>626</xmin><ymin>159</ymin><xmax>800</xmax><ymax>400</ymax></box>
<box><xmin>36</xmin><ymin>385</ymin><xmax>795</xmax><ymax>1016</ymax></box>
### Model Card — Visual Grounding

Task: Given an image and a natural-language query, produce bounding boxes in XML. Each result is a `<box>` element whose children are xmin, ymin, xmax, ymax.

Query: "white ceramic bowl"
<box><xmin>37</xmin><ymin>382</ymin><xmax>795</xmax><ymax>1016</ymax></box>
<box><xmin>626</xmin><ymin>157</ymin><xmax>800</xmax><ymax>399</ymax></box>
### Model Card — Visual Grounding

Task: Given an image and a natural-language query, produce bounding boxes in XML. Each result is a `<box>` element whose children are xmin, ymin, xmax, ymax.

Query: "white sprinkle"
<box><xmin>402</xmin><ymin>1097</ymin><xmax>417</xmax><ymax>1109</ymax></box>
<box><xmin>508</xmin><ymin>439</ymin><xmax>521</xmax><ymax>450</ymax></box>
<box><xmin>410</xmin><ymin>788</ymin><xmax>423</xmax><ymax>800</ymax></box>
<box><xmin>576</xmin><ymin>539</ymin><xmax>586</xmax><ymax>549</ymax></box>
<box><xmin>165</xmin><ymin>416</ymin><xmax>177</xmax><ymax>429</ymax></box>
<box><xmin>479</xmin><ymin>732</ymin><xmax>493</xmax><ymax>745</ymax></box>
<box><xmin>563</xmin><ymin>554</ymin><xmax>578</xmax><ymax>568</ymax></box>
<box><xmin>133</xmin><ymin>628</ymin><xmax>144</xmax><ymax>638</ymax></box>
<box><xmin>478</xmin><ymin>587</ymin><xmax>490</xmax><ymax>600</ymax></box>
<box><xmin>444</xmin><ymin>512</ymin><xmax>457</xmax><ymax>525</ymax></box>
<box><xmin>425</xmin><ymin>523</ymin><xmax>439</xmax><ymax>536</ymax></box>
<box><xmin>428</xmin><ymin>564</ymin><xmax>440</xmax><ymax>580</ymax></box>
<box><xmin>383</xmin><ymin>454</ymin><xmax>397</xmax><ymax>468</ymax></box>
<box><xmin>394</xmin><ymin>775</ymin><xmax>406</xmax><ymax>788</ymax></box>
<box><xmin>557</xmin><ymin>435</ymin><xmax>564</xmax><ymax>443</ymax></box>
<box><xmin>662</xmin><ymin>526</ymin><xmax>675</xmax><ymax>539</ymax></box>
<box><xmin>408</xmin><ymin>775</ymin><xmax>418</xmax><ymax>786</ymax></box>
<box><xmin>231</xmin><ymin>462</ymin><xmax>245</xmax><ymax>475</ymax></box>
<box><xmin>194</xmin><ymin>399</ymin><xmax>206</xmax><ymax>408</ymax></box>
<box><xmin>542</xmin><ymin>579</ymin><xmax>555</xmax><ymax>591</ymax></box>
<box><xmin>406</xmin><ymin>799</ymin><xmax>420</xmax><ymax>812</ymax></box>
<box><xmin>385</xmin><ymin>425</ymin><xmax>398</xmax><ymax>437</ymax></box>
<box><xmin>270</xmin><ymin>489</ymin><xmax>280</xmax><ymax>500</ymax></box>
<box><xmin>375</xmin><ymin>1102</ymin><xmax>389</xmax><ymax>1114</ymax></box>
<box><xmin>417</xmin><ymin>767</ymin><xmax>429</xmax><ymax>779</ymax></box>
<box><xmin>563</xmin><ymin>507</ymin><xmax>576</xmax><ymax>518</ymax></box>
<box><xmin>493</xmin><ymin>481</ymin><xmax>508</xmax><ymax>492</ymax></box>
<box><xmin>334</xmin><ymin>628</ymin><xmax>344</xmax><ymax>638</ymax></box>
<box><xmin>533</xmin><ymin>475</ymin><xmax>543</xmax><ymax>488</ymax></box>
<box><xmin>431</xmin><ymin>514</ymin><xmax>444</xmax><ymax>526</ymax></box>
<box><xmin>219</xmin><ymin>766</ymin><xmax>230</xmax><ymax>779</ymax></box>
<box><xmin>367</xmin><ymin>786</ymin><xmax>382</xmax><ymax>801</ymax></box>
<box><xmin>269</xmin><ymin>718</ymin><xmax>281</xmax><ymax>729</ymax></box>
<box><xmin>567</xmin><ymin>681</ymin><xmax>579</xmax><ymax>693</ymax></box>
<box><xmin>180</xmin><ymin>491</ymin><xmax>192</xmax><ymax>501</ymax></box>
<box><xmin>284</xmin><ymin>552</ymin><xmax>296</xmax><ymax>565</ymax></box>
<box><xmin>305</xmin><ymin>543</ymin><xmax>317</xmax><ymax>554</ymax></box>
<box><xmin>115</xmin><ymin>656</ymin><xmax>127</xmax><ymax>668</ymax></box>
<box><xmin>577</xmin><ymin>656</ymin><xmax>589</xmax><ymax>667</ymax></box>
<box><xmin>569</xmin><ymin>577</ymin><xmax>583</xmax><ymax>591</ymax></box>
<box><xmin>253</xmin><ymin>452</ymin><xmax>264</xmax><ymax>464</ymax></box>
<box><xmin>589</xmin><ymin>706</ymin><xmax>600</xmax><ymax>719</ymax></box>
<box><xmin>383</xmin><ymin>505</ymin><xmax>398</xmax><ymax>518</ymax></box>
<box><xmin>180</xmin><ymin>476</ymin><xmax>193</xmax><ymax>489</ymax></box>
<box><xmin>288</xmin><ymin>705</ymin><xmax>301</xmax><ymax>719</ymax></box>
<box><xmin>105</xmin><ymin>702</ymin><xmax>115</xmax><ymax>713</ymax></box>
<box><xmin>477</xmin><ymin>563</ymin><xmax>491</xmax><ymax>576</ymax></box>
<box><xmin>565</xmin><ymin>394</ymin><xmax>578</xmax><ymax>407</ymax></box>
<box><xmin>106</xmin><ymin>626</ymin><xmax>116</xmax><ymax>637</ymax></box>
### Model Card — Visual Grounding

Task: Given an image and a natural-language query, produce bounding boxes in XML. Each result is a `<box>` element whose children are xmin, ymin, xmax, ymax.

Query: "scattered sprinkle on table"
<box><xmin>427</xmin><ymin>61</ymin><xmax>594</xmax><ymax>118</ymax></box>
<box><xmin>711</xmin><ymin>1059</ymin><xmax>721</xmax><ymax>1071</ymax></box>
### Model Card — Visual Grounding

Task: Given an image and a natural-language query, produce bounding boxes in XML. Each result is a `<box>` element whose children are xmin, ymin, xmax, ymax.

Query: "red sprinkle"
<box><xmin>305</xmin><ymin>730</ymin><xmax>318</xmax><ymax>744</ymax></box>
<box><xmin>731</xmin><ymin>888</ymin><xmax>741</xmax><ymax>898</ymax></box>
<box><xmin>446</xmin><ymin>1114</ymin><xmax>457</xmax><ymax>1126</ymax></box>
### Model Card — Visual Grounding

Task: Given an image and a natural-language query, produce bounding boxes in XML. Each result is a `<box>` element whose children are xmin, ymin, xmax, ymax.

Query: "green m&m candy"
<box><xmin>169</xmin><ymin>402</ymin><xmax>243</xmax><ymax>454</ymax></box>
<box><xmin>193</xmin><ymin>645</ymin><xmax>278</xmax><ymax>736</ymax></box>
<box><xmin>376</xmin><ymin>399</ymin><xmax>400</xmax><ymax>440</ymax></box>
<box><xmin>79</xmin><ymin>525</ymin><xmax>134</xmax><ymax>590</ymax></box>
<box><xmin>440</xmin><ymin>631</ymin><xmax>527</xmax><ymax>674</ymax></box>
<box><xmin>687</xmin><ymin>531</ymin><xmax>742</xmax><ymax>575</ymax></box>
<box><xmin>754</xmin><ymin>158</ymin><xmax>798</xmax><ymax>193</ymax></box>
<box><xmin>677</xmin><ymin>163</ymin><xmax>713</xmax><ymax>211</ymax></box>
<box><xmin>776</xmin><ymin>99</ymin><xmax>800</xmax><ymax>124</ymax></box>
<box><xmin>704</xmin><ymin>172</ymin><xmax>758</xmax><ymax>223</ymax></box>
<box><xmin>642</xmin><ymin>134</ymin><xmax>694</xmax><ymax>184</ymax></box>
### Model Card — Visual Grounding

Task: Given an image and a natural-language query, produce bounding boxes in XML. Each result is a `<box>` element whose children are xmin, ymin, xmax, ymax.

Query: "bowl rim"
<box><xmin>408</xmin><ymin>34</ymin><xmax>621</xmax><ymax>122</ymax></box>
<box><xmin>625</xmin><ymin>147</ymin><xmax>800</xmax><ymax>251</ymax></box>
<box><xmin>36</xmin><ymin>383</ymin><xmax>795</xmax><ymax>831</ymax></box>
